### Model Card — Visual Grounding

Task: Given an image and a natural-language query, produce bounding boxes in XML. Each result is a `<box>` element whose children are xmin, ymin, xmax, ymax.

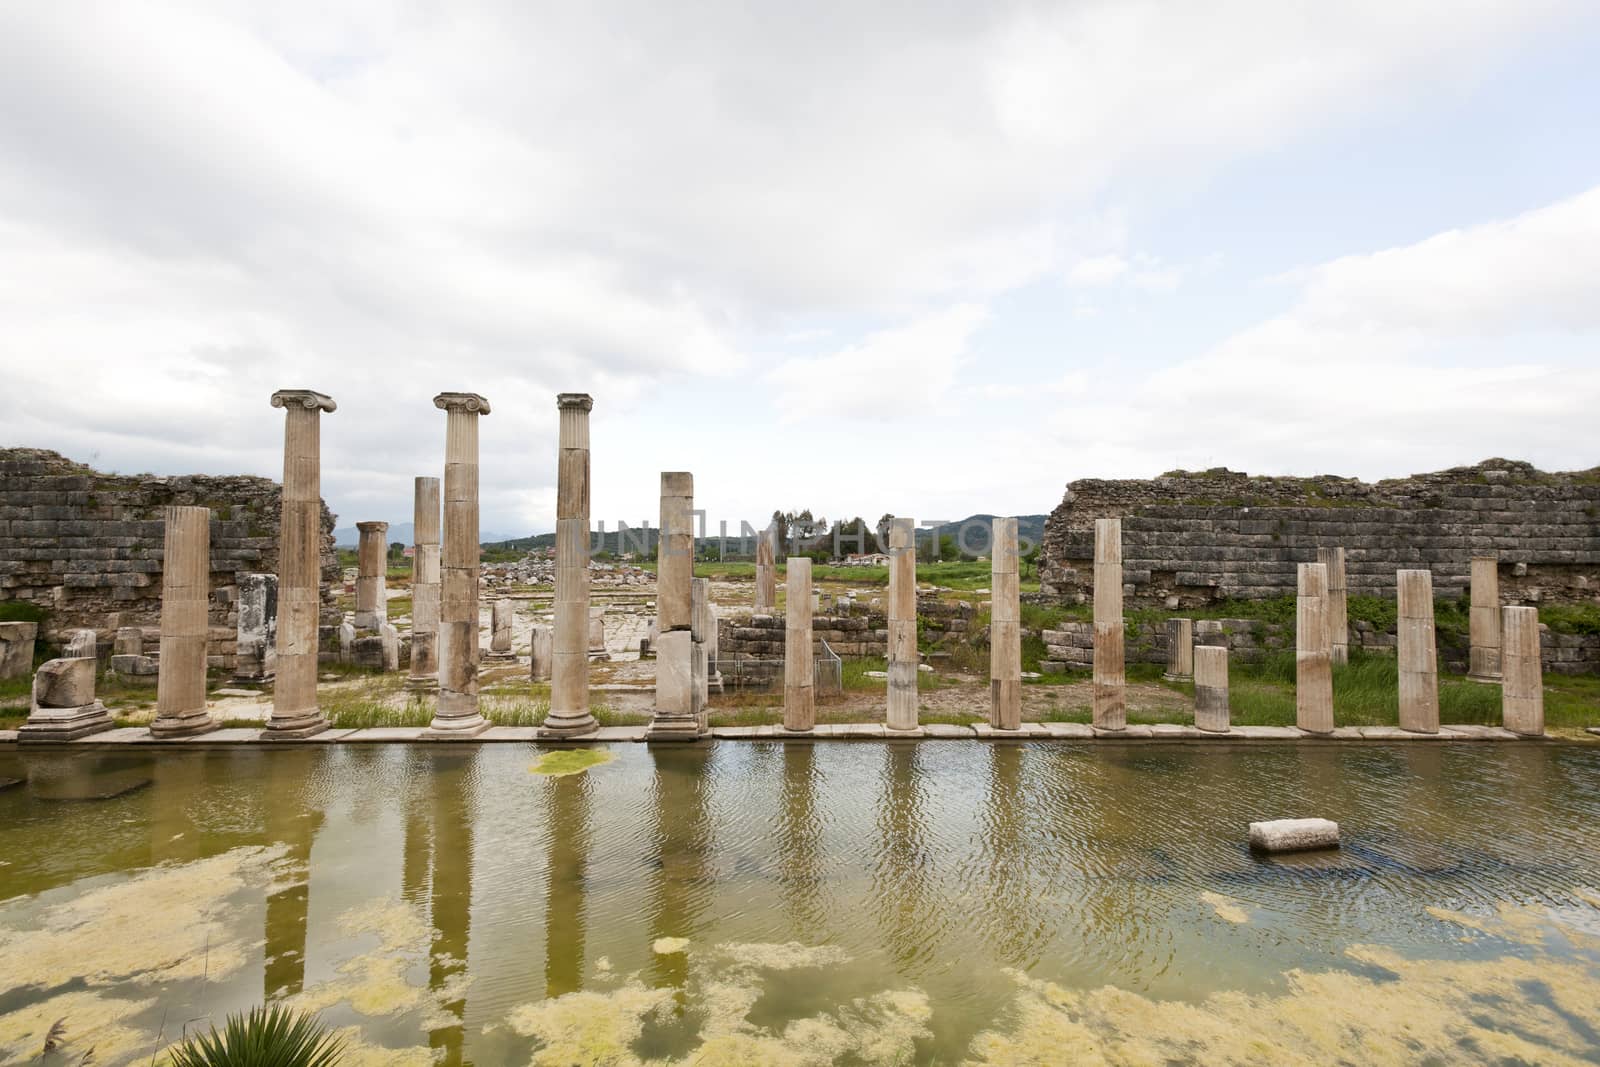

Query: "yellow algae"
<box><xmin>507</xmin><ymin>980</ymin><xmax>676</xmax><ymax>1066</ymax></box>
<box><xmin>292</xmin><ymin>953</ymin><xmax>427</xmax><ymax>1018</ymax></box>
<box><xmin>653</xmin><ymin>936</ymin><xmax>690</xmax><ymax>954</ymax></box>
<box><xmin>0</xmin><ymin>989</ymin><xmax>156</xmax><ymax>1065</ymax></box>
<box><xmin>713</xmin><ymin>941</ymin><xmax>849</xmax><ymax>970</ymax></box>
<box><xmin>0</xmin><ymin>845</ymin><xmax>283</xmax><ymax>991</ymax></box>
<box><xmin>1201</xmin><ymin>890</ymin><xmax>1251</xmax><ymax>924</ymax></box>
<box><xmin>327</xmin><ymin>1026</ymin><xmax>437</xmax><ymax>1067</ymax></box>
<box><xmin>337</xmin><ymin>894</ymin><xmax>431</xmax><ymax>954</ymax></box>
<box><xmin>531</xmin><ymin>749</ymin><xmax>616</xmax><ymax>776</ymax></box>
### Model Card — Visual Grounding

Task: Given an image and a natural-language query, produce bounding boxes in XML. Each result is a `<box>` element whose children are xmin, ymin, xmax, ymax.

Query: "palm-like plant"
<box><xmin>165</xmin><ymin>1005</ymin><xmax>345</xmax><ymax>1067</ymax></box>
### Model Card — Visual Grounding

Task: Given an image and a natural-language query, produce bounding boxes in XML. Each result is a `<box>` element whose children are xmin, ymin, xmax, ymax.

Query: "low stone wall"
<box><xmin>0</xmin><ymin>448</ymin><xmax>339</xmax><ymax>667</ymax></box>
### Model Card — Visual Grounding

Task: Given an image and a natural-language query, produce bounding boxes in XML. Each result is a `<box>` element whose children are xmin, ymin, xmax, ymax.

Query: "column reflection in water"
<box><xmin>873</xmin><ymin>744</ymin><xmax>934</xmax><ymax>971</ymax></box>
<box><xmin>262</xmin><ymin>749</ymin><xmax>323</xmax><ymax>1000</ymax></box>
<box><xmin>428</xmin><ymin>751</ymin><xmax>475</xmax><ymax>1063</ymax></box>
<box><xmin>979</xmin><ymin>744</ymin><xmax>1049</xmax><ymax>968</ymax></box>
<box><xmin>543</xmin><ymin>758</ymin><xmax>592</xmax><ymax>998</ymax></box>
<box><xmin>647</xmin><ymin>744</ymin><xmax>714</xmax><ymax>1000</ymax></box>
<box><xmin>779</xmin><ymin>743</ymin><xmax>826</xmax><ymax>936</ymax></box>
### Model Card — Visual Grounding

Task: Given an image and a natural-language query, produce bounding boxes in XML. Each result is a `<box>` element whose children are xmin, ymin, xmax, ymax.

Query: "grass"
<box><xmin>1542</xmin><ymin>601</ymin><xmax>1600</xmax><ymax>636</ymax></box>
<box><xmin>0</xmin><ymin>601</ymin><xmax>47</xmax><ymax>624</ymax></box>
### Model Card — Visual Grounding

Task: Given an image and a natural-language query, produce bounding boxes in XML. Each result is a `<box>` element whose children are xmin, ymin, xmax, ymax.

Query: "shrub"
<box><xmin>166</xmin><ymin>1005</ymin><xmax>345</xmax><ymax>1067</ymax></box>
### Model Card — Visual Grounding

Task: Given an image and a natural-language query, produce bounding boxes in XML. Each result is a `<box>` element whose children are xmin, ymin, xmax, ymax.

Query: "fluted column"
<box><xmin>540</xmin><ymin>394</ymin><xmax>599</xmax><ymax>736</ymax></box>
<box><xmin>266</xmin><ymin>388</ymin><xmax>335</xmax><ymax>739</ymax></box>
<box><xmin>1317</xmin><ymin>547</ymin><xmax>1349</xmax><ymax>665</ymax></box>
<box><xmin>1164</xmin><ymin>617</ymin><xmax>1193</xmax><ymax>681</ymax></box>
<box><xmin>783</xmin><ymin>557</ymin><xmax>814</xmax><ymax>732</ymax></box>
<box><xmin>1501</xmin><ymin>605</ymin><xmax>1544</xmax><ymax>736</ymax></box>
<box><xmin>486</xmin><ymin>598</ymin><xmax>514</xmax><ymax>660</ymax></box>
<box><xmin>755</xmin><ymin>524</ymin><xmax>777</xmax><ymax>614</ymax></box>
<box><xmin>648</xmin><ymin>471</ymin><xmax>704</xmax><ymax>739</ymax></box>
<box><xmin>151</xmin><ymin>505</ymin><xmax>217</xmax><ymax>737</ymax></box>
<box><xmin>1468</xmin><ymin>555</ymin><xmax>1502</xmax><ymax>682</ymax></box>
<box><xmin>1397</xmin><ymin>569</ymin><xmax>1439</xmax><ymax>733</ymax></box>
<box><xmin>426</xmin><ymin>392</ymin><xmax>491</xmax><ymax>738</ymax></box>
<box><xmin>887</xmin><ymin>517</ymin><xmax>919</xmax><ymax>733</ymax></box>
<box><xmin>1092</xmin><ymin>517</ymin><xmax>1125</xmax><ymax>730</ymax></box>
<box><xmin>407</xmin><ymin>477</ymin><xmax>441</xmax><ymax>691</ymax></box>
<box><xmin>1296</xmin><ymin>562</ymin><xmax>1334</xmax><ymax>734</ymax></box>
<box><xmin>1193</xmin><ymin>645</ymin><xmax>1229</xmax><ymax>733</ymax></box>
<box><xmin>354</xmin><ymin>521</ymin><xmax>389</xmax><ymax>631</ymax></box>
<box><xmin>988</xmin><ymin>516</ymin><xmax>1020</xmax><ymax>731</ymax></box>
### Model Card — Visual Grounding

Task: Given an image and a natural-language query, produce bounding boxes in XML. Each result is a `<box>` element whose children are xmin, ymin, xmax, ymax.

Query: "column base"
<box><xmin>149</xmin><ymin>711</ymin><xmax>219</xmax><ymax>739</ymax></box>
<box><xmin>1161</xmin><ymin>672</ymin><xmax>1192</xmax><ymax>683</ymax></box>
<box><xmin>645</xmin><ymin>713</ymin><xmax>706</xmax><ymax>741</ymax></box>
<box><xmin>884</xmin><ymin>726</ymin><xmax>924</xmax><ymax>739</ymax></box>
<box><xmin>538</xmin><ymin>712</ymin><xmax>599</xmax><ymax>738</ymax></box>
<box><xmin>1465</xmin><ymin>672</ymin><xmax>1503</xmax><ymax>685</ymax></box>
<box><xmin>483</xmin><ymin>651</ymin><xmax>517</xmax><ymax>662</ymax></box>
<box><xmin>230</xmin><ymin>672</ymin><xmax>274</xmax><ymax>686</ymax></box>
<box><xmin>261</xmin><ymin>712</ymin><xmax>330</xmax><ymax>740</ymax></box>
<box><xmin>423</xmin><ymin>714</ymin><xmax>490</xmax><ymax>740</ymax></box>
<box><xmin>19</xmin><ymin>702</ymin><xmax>115</xmax><ymax>742</ymax></box>
<box><xmin>404</xmin><ymin>675</ymin><xmax>440</xmax><ymax>693</ymax></box>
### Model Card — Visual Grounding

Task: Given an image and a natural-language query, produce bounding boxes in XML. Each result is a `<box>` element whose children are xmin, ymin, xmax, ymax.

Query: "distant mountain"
<box><xmin>335</xmin><ymin>522</ymin><xmax>524</xmax><ymax>547</ymax></box>
<box><xmin>920</xmin><ymin>514</ymin><xmax>1048</xmax><ymax>555</ymax></box>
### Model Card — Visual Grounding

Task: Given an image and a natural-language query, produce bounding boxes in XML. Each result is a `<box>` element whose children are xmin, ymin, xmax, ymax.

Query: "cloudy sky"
<box><xmin>2</xmin><ymin>2</ymin><xmax>1597</xmax><ymax>539</ymax></box>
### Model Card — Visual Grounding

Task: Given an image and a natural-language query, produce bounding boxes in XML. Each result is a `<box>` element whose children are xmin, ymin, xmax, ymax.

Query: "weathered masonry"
<box><xmin>1040</xmin><ymin>459</ymin><xmax>1600</xmax><ymax>608</ymax></box>
<box><xmin>0</xmin><ymin>448</ymin><xmax>339</xmax><ymax>665</ymax></box>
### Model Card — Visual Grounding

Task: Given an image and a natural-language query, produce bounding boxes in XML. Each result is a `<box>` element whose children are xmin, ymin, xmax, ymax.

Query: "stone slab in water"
<box><xmin>1249</xmin><ymin>817</ymin><xmax>1340</xmax><ymax>853</ymax></box>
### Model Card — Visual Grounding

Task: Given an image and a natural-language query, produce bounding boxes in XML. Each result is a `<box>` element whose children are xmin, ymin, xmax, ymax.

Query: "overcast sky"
<box><xmin>3</xmin><ymin>2</ymin><xmax>1598</xmax><ymax>538</ymax></box>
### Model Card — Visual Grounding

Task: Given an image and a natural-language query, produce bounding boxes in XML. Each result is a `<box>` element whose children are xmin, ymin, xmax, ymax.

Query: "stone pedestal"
<box><xmin>20</xmin><ymin>631</ymin><xmax>113</xmax><ymax>741</ymax></box>
<box><xmin>542</xmin><ymin>393</ymin><xmax>599</xmax><ymax>738</ymax></box>
<box><xmin>407</xmin><ymin>476</ymin><xmax>441</xmax><ymax>692</ymax></box>
<box><xmin>354</xmin><ymin>521</ymin><xmax>389</xmax><ymax>632</ymax></box>
<box><xmin>886</xmin><ymin>517</ymin><xmax>919</xmax><ymax>733</ymax></box>
<box><xmin>111</xmin><ymin>624</ymin><xmax>159</xmax><ymax>685</ymax></box>
<box><xmin>426</xmin><ymin>392</ymin><xmax>491</xmax><ymax>739</ymax></box>
<box><xmin>1296</xmin><ymin>562</ymin><xmax>1334</xmax><ymax>734</ymax></box>
<box><xmin>1164</xmin><ymin>617</ymin><xmax>1193</xmax><ymax>681</ymax></box>
<box><xmin>151</xmin><ymin>506</ymin><xmax>217</xmax><ymax>738</ymax></box>
<box><xmin>1501</xmin><ymin>606</ymin><xmax>1544</xmax><ymax>736</ymax></box>
<box><xmin>1193</xmin><ymin>645</ymin><xmax>1229</xmax><ymax>733</ymax></box>
<box><xmin>1092</xmin><ymin>517</ymin><xmax>1126</xmax><ymax>730</ymax></box>
<box><xmin>755</xmin><ymin>525</ymin><xmax>777</xmax><ymax>613</ymax></box>
<box><xmin>648</xmin><ymin>471</ymin><xmax>704</xmax><ymax>740</ymax></box>
<box><xmin>530</xmin><ymin>624</ymin><xmax>553</xmax><ymax>682</ymax></box>
<box><xmin>266</xmin><ymin>389</ymin><xmax>335</xmax><ymax>739</ymax></box>
<box><xmin>1468</xmin><ymin>555</ymin><xmax>1502</xmax><ymax>682</ymax></box>
<box><xmin>232</xmin><ymin>573</ymin><xmax>277</xmax><ymax>684</ymax></box>
<box><xmin>486</xmin><ymin>598</ymin><xmax>514</xmax><ymax>660</ymax></box>
<box><xmin>988</xmin><ymin>516</ymin><xmax>1020</xmax><ymax>731</ymax></box>
<box><xmin>1317</xmin><ymin>547</ymin><xmax>1349</xmax><ymax>666</ymax></box>
<box><xmin>783</xmin><ymin>557</ymin><xmax>815</xmax><ymax>732</ymax></box>
<box><xmin>0</xmin><ymin>621</ymin><xmax>38</xmax><ymax>681</ymax></box>
<box><xmin>1396</xmin><ymin>569</ymin><xmax>1439</xmax><ymax>733</ymax></box>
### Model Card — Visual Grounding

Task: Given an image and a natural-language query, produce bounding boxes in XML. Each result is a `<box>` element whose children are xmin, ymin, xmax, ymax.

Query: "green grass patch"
<box><xmin>0</xmin><ymin>601</ymin><xmax>47</xmax><ymax>624</ymax></box>
<box><xmin>1542</xmin><ymin>602</ymin><xmax>1600</xmax><ymax>636</ymax></box>
<box><xmin>530</xmin><ymin>749</ymin><xmax>615</xmax><ymax>776</ymax></box>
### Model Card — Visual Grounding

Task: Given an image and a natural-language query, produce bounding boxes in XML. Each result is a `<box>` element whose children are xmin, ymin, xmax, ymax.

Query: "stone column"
<box><xmin>0</xmin><ymin>621</ymin><xmax>37</xmax><ymax>681</ymax></box>
<box><xmin>587</xmin><ymin>609</ymin><xmax>608</xmax><ymax>660</ymax></box>
<box><xmin>1396</xmin><ymin>568</ymin><xmax>1439</xmax><ymax>734</ymax></box>
<box><xmin>1194</xmin><ymin>645</ymin><xmax>1229</xmax><ymax>733</ymax></box>
<box><xmin>486</xmin><ymin>598</ymin><xmax>514</xmax><ymax>660</ymax></box>
<box><xmin>755</xmin><ymin>524</ymin><xmax>777</xmax><ymax>614</ymax></box>
<box><xmin>426</xmin><ymin>392</ymin><xmax>491</xmax><ymax>739</ymax></box>
<box><xmin>20</xmin><ymin>629</ymin><xmax>113</xmax><ymax>740</ymax></box>
<box><xmin>407</xmin><ymin>476</ymin><xmax>441</xmax><ymax>691</ymax></box>
<box><xmin>1164</xmin><ymin>617</ymin><xmax>1193</xmax><ymax>681</ymax></box>
<box><xmin>1296</xmin><ymin>562</ymin><xmax>1334</xmax><ymax>734</ymax></box>
<box><xmin>886</xmin><ymin>517</ymin><xmax>919</xmax><ymax>733</ymax></box>
<box><xmin>266</xmin><ymin>388</ymin><xmax>335</xmax><ymax>739</ymax></box>
<box><xmin>691</xmin><ymin>577</ymin><xmax>711</xmax><ymax>728</ymax></box>
<box><xmin>1468</xmin><ymin>555</ymin><xmax>1501</xmax><ymax>682</ymax></box>
<box><xmin>543</xmin><ymin>393</ymin><xmax>599</xmax><ymax>737</ymax></box>
<box><xmin>1092</xmin><ymin>517</ymin><xmax>1126</xmax><ymax>730</ymax></box>
<box><xmin>232</xmin><ymin>573</ymin><xmax>277</xmax><ymax>684</ymax></box>
<box><xmin>151</xmin><ymin>505</ymin><xmax>217</xmax><ymax>737</ymax></box>
<box><xmin>783</xmin><ymin>557</ymin><xmax>814</xmax><ymax>732</ymax></box>
<box><xmin>530</xmin><ymin>624</ymin><xmax>553</xmax><ymax>682</ymax></box>
<box><xmin>706</xmin><ymin>601</ymin><xmax>723</xmax><ymax>694</ymax></box>
<box><xmin>354</xmin><ymin>521</ymin><xmax>389</xmax><ymax>631</ymax></box>
<box><xmin>1317</xmin><ymin>547</ymin><xmax>1349</xmax><ymax>665</ymax></box>
<box><xmin>988</xmin><ymin>516</ymin><xmax>1020</xmax><ymax>731</ymax></box>
<box><xmin>1501</xmin><ymin>605</ymin><xmax>1544</xmax><ymax>736</ymax></box>
<box><xmin>648</xmin><ymin>471</ymin><xmax>703</xmax><ymax>740</ymax></box>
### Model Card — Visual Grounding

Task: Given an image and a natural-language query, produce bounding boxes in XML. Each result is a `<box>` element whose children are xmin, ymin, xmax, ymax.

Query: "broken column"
<box><xmin>111</xmin><ymin>625</ymin><xmax>158</xmax><ymax>685</ymax></box>
<box><xmin>407</xmin><ymin>476</ymin><xmax>441</xmax><ymax>691</ymax></box>
<box><xmin>1397</xmin><ymin>568</ymin><xmax>1439</xmax><ymax>734</ymax></box>
<box><xmin>542</xmin><ymin>392</ymin><xmax>599</xmax><ymax>738</ymax></box>
<box><xmin>691</xmin><ymin>577</ymin><xmax>711</xmax><ymax>728</ymax></box>
<box><xmin>648</xmin><ymin>471</ymin><xmax>704</xmax><ymax>740</ymax></box>
<box><xmin>706</xmin><ymin>600</ymin><xmax>723</xmax><ymax>694</ymax></box>
<box><xmin>266</xmin><ymin>388</ymin><xmax>335</xmax><ymax>740</ymax></box>
<box><xmin>1093</xmin><ymin>517</ymin><xmax>1126</xmax><ymax>730</ymax></box>
<box><xmin>755</xmin><ymin>524</ymin><xmax>777</xmax><ymax>614</ymax></box>
<box><xmin>426</xmin><ymin>391</ymin><xmax>491</xmax><ymax>739</ymax></box>
<box><xmin>887</xmin><ymin>517</ymin><xmax>919</xmax><ymax>733</ymax></box>
<box><xmin>588</xmin><ymin>609</ymin><xmax>608</xmax><ymax>660</ymax></box>
<box><xmin>1164</xmin><ymin>617</ymin><xmax>1193</xmax><ymax>681</ymax></box>
<box><xmin>1501</xmin><ymin>605</ymin><xmax>1544</xmax><ymax>736</ymax></box>
<box><xmin>232</xmin><ymin>573</ymin><xmax>277</xmax><ymax>684</ymax></box>
<box><xmin>354</xmin><ymin>521</ymin><xmax>389</xmax><ymax>631</ymax></box>
<box><xmin>1193</xmin><ymin>645</ymin><xmax>1230</xmax><ymax>733</ymax></box>
<box><xmin>0</xmin><ymin>621</ymin><xmax>38</xmax><ymax>681</ymax></box>
<box><xmin>1296</xmin><ymin>562</ymin><xmax>1334</xmax><ymax>734</ymax></box>
<box><xmin>20</xmin><ymin>629</ymin><xmax>113</xmax><ymax>741</ymax></box>
<box><xmin>151</xmin><ymin>505</ymin><xmax>217</xmax><ymax>738</ymax></box>
<box><xmin>1468</xmin><ymin>555</ymin><xmax>1502</xmax><ymax>682</ymax></box>
<box><xmin>486</xmin><ymin>598</ymin><xmax>514</xmax><ymax>660</ymax></box>
<box><xmin>783</xmin><ymin>557</ymin><xmax>814</xmax><ymax>732</ymax></box>
<box><xmin>1317</xmin><ymin>547</ymin><xmax>1349</xmax><ymax>665</ymax></box>
<box><xmin>988</xmin><ymin>516</ymin><xmax>1020</xmax><ymax>731</ymax></box>
<box><xmin>529</xmin><ymin>624</ymin><xmax>553</xmax><ymax>682</ymax></box>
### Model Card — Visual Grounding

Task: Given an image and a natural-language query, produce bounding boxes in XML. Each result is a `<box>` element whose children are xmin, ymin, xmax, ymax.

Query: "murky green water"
<box><xmin>3</xmin><ymin>741</ymin><xmax>1599</xmax><ymax>1064</ymax></box>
